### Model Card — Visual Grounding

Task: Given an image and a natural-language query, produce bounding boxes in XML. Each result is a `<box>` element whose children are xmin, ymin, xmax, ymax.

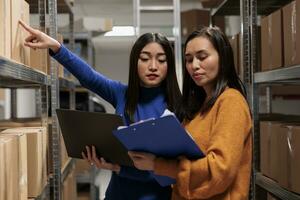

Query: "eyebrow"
<box><xmin>185</xmin><ymin>50</ymin><xmax>207</xmax><ymax>56</ymax></box>
<box><xmin>140</xmin><ymin>51</ymin><xmax>166</xmax><ymax>56</ymax></box>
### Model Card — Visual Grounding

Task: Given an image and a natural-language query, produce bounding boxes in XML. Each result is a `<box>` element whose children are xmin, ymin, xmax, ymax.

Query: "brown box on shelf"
<box><xmin>181</xmin><ymin>9</ymin><xmax>210</xmax><ymax>38</ymax></box>
<box><xmin>212</xmin><ymin>16</ymin><xmax>225</xmax><ymax>33</ymax></box>
<box><xmin>30</xmin><ymin>48</ymin><xmax>48</xmax><ymax>74</ymax></box>
<box><xmin>75</xmin><ymin>159</ymin><xmax>91</xmax><ymax>175</ymax></box>
<box><xmin>62</xmin><ymin>169</ymin><xmax>77</xmax><ymax>200</ymax></box>
<box><xmin>278</xmin><ymin>124</ymin><xmax>300</xmax><ymax>194</ymax></box>
<box><xmin>0</xmin><ymin>0</ymin><xmax>11</xmax><ymax>58</ymax></box>
<box><xmin>2</xmin><ymin>127</ymin><xmax>48</xmax><ymax>198</ymax></box>
<box><xmin>261</xmin><ymin>9</ymin><xmax>283</xmax><ymax>71</ymax></box>
<box><xmin>61</xmin><ymin>132</ymin><xmax>69</xmax><ymax>168</ymax></box>
<box><xmin>0</xmin><ymin>118</ymin><xmax>43</xmax><ymax>131</ymax></box>
<box><xmin>0</xmin><ymin>134</ymin><xmax>27</xmax><ymax>200</ymax></box>
<box><xmin>77</xmin><ymin>192</ymin><xmax>90</xmax><ymax>200</ymax></box>
<box><xmin>0</xmin><ymin>89</ymin><xmax>5</xmax><ymax>101</ymax></box>
<box><xmin>0</xmin><ymin>140</ymin><xmax>5</xmax><ymax>200</ymax></box>
<box><xmin>260</xmin><ymin>121</ymin><xmax>285</xmax><ymax>182</ymax></box>
<box><xmin>11</xmin><ymin>0</ymin><xmax>30</xmax><ymax>66</ymax></box>
<box><xmin>267</xmin><ymin>193</ymin><xmax>277</xmax><ymax>200</ymax></box>
<box><xmin>283</xmin><ymin>0</ymin><xmax>300</xmax><ymax>67</ymax></box>
<box><xmin>47</xmin><ymin>33</ymin><xmax>64</xmax><ymax>77</ymax></box>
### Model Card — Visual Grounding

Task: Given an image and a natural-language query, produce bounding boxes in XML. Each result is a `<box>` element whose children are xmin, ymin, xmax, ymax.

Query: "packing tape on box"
<box><xmin>292</xmin><ymin>2</ymin><xmax>297</xmax><ymax>63</ymax></box>
<box><xmin>286</xmin><ymin>126</ymin><xmax>293</xmax><ymax>188</ymax></box>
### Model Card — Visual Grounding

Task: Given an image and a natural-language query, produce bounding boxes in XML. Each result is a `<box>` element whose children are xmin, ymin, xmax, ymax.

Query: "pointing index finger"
<box><xmin>19</xmin><ymin>20</ymin><xmax>36</xmax><ymax>34</ymax></box>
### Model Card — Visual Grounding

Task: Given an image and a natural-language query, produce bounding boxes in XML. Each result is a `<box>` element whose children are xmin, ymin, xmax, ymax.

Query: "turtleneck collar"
<box><xmin>139</xmin><ymin>86</ymin><xmax>164</xmax><ymax>101</ymax></box>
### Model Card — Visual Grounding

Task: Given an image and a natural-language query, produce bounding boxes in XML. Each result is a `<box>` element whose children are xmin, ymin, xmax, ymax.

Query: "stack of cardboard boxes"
<box><xmin>261</xmin><ymin>0</ymin><xmax>300</xmax><ymax>71</ymax></box>
<box><xmin>0</xmin><ymin>127</ymin><xmax>48</xmax><ymax>200</ymax></box>
<box><xmin>0</xmin><ymin>0</ymin><xmax>30</xmax><ymax>65</ymax></box>
<box><xmin>0</xmin><ymin>0</ymin><xmax>65</xmax><ymax>78</ymax></box>
<box><xmin>260</xmin><ymin>117</ymin><xmax>300</xmax><ymax>195</ymax></box>
<box><xmin>259</xmin><ymin>0</ymin><xmax>300</xmax><ymax>196</ymax></box>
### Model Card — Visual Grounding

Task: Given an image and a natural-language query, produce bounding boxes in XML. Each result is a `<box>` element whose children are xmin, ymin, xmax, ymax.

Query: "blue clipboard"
<box><xmin>112</xmin><ymin>115</ymin><xmax>204</xmax><ymax>186</ymax></box>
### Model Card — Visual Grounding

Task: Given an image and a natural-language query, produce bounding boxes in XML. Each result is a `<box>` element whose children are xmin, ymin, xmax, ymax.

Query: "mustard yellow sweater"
<box><xmin>154</xmin><ymin>88</ymin><xmax>252</xmax><ymax>200</ymax></box>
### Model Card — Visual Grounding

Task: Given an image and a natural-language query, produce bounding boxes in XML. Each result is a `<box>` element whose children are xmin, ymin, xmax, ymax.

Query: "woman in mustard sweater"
<box><xmin>128</xmin><ymin>27</ymin><xmax>252</xmax><ymax>200</ymax></box>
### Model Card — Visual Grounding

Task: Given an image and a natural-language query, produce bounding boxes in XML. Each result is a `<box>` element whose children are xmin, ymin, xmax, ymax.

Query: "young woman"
<box><xmin>129</xmin><ymin>27</ymin><xmax>252</xmax><ymax>200</ymax></box>
<box><xmin>19</xmin><ymin>21</ymin><xmax>181</xmax><ymax>199</ymax></box>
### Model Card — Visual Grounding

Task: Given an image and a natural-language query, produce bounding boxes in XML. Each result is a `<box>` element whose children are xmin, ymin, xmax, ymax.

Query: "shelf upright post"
<box><xmin>173</xmin><ymin>0</ymin><xmax>182</xmax><ymax>90</ymax></box>
<box><xmin>240</xmin><ymin>0</ymin><xmax>258</xmax><ymax>199</ymax></box>
<box><xmin>249</xmin><ymin>0</ymin><xmax>259</xmax><ymax>199</ymax></box>
<box><xmin>37</xmin><ymin>0</ymin><xmax>49</xmax><ymax>128</ymax></box>
<box><xmin>48</xmin><ymin>0</ymin><xmax>61</xmax><ymax>199</ymax></box>
<box><xmin>69</xmin><ymin>12</ymin><xmax>76</xmax><ymax>110</ymax></box>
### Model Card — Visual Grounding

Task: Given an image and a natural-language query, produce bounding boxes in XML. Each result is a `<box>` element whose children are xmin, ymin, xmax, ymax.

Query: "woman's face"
<box><xmin>137</xmin><ymin>42</ymin><xmax>168</xmax><ymax>88</ymax></box>
<box><xmin>185</xmin><ymin>36</ymin><xmax>219</xmax><ymax>92</ymax></box>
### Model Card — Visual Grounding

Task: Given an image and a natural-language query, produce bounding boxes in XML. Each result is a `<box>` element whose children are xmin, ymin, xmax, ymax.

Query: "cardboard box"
<box><xmin>30</xmin><ymin>48</ymin><xmax>48</xmax><ymax>74</ymax></box>
<box><xmin>0</xmin><ymin>0</ymin><xmax>11</xmax><ymax>58</ymax></box>
<box><xmin>75</xmin><ymin>159</ymin><xmax>91</xmax><ymax>175</ymax></box>
<box><xmin>0</xmin><ymin>89</ymin><xmax>5</xmax><ymax>101</ymax></box>
<box><xmin>11</xmin><ymin>0</ymin><xmax>30</xmax><ymax>65</ymax></box>
<box><xmin>0</xmin><ymin>140</ymin><xmax>6</xmax><ymax>200</ymax></box>
<box><xmin>278</xmin><ymin>125</ymin><xmax>300</xmax><ymax>194</ymax></box>
<box><xmin>212</xmin><ymin>16</ymin><xmax>225</xmax><ymax>33</ymax></box>
<box><xmin>283</xmin><ymin>0</ymin><xmax>300</xmax><ymax>67</ymax></box>
<box><xmin>47</xmin><ymin>33</ymin><xmax>64</xmax><ymax>77</ymax></box>
<box><xmin>267</xmin><ymin>193</ymin><xmax>277</xmax><ymax>200</ymax></box>
<box><xmin>260</xmin><ymin>121</ymin><xmax>285</xmax><ymax>181</ymax></box>
<box><xmin>261</xmin><ymin>9</ymin><xmax>283</xmax><ymax>71</ymax></box>
<box><xmin>181</xmin><ymin>9</ymin><xmax>210</xmax><ymax>38</ymax></box>
<box><xmin>62</xmin><ymin>169</ymin><xmax>77</xmax><ymax>200</ymax></box>
<box><xmin>0</xmin><ymin>135</ymin><xmax>22</xmax><ymax>200</ymax></box>
<box><xmin>77</xmin><ymin>192</ymin><xmax>90</xmax><ymax>200</ymax></box>
<box><xmin>2</xmin><ymin>127</ymin><xmax>48</xmax><ymax>198</ymax></box>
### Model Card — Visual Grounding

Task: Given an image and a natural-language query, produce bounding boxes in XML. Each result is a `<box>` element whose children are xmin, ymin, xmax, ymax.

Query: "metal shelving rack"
<box><xmin>0</xmin><ymin>55</ymin><xmax>50</xmax><ymax>200</ymax></box>
<box><xmin>46</xmin><ymin>0</ymin><xmax>76</xmax><ymax>199</ymax></box>
<box><xmin>212</xmin><ymin>0</ymin><xmax>300</xmax><ymax>199</ymax></box>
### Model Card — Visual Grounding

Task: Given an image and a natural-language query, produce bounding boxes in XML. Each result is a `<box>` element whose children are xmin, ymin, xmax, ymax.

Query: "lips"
<box><xmin>146</xmin><ymin>74</ymin><xmax>159</xmax><ymax>80</ymax></box>
<box><xmin>193</xmin><ymin>73</ymin><xmax>204</xmax><ymax>79</ymax></box>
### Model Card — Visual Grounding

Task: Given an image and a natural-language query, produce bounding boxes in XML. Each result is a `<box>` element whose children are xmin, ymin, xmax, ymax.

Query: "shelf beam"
<box><xmin>256</xmin><ymin>173</ymin><xmax>300</xmax><ymax>200</ymax></box>
<box><xmin>254</xmin><ymin>65</ymin><xmax>300</xmax><ymax>84</ymax></box>
<box><xmin>0</xmin><ymin>57</ymin><xmax>48</xmax><ymax>88</ymax></box>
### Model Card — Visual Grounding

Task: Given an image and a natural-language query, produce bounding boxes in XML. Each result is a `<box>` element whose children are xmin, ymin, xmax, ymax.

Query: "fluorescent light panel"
<box><xmin>104</xmin><ymin>26</ymin><xmax>135</xmax><ymax>36</ymax></box>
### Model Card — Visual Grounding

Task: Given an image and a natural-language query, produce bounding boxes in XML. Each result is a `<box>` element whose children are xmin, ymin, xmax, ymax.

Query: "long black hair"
<box><xmin>125</xmin><ymin>33</ymin><xmax>181</xmax><ymax>123</ymax></box>
<box><xmin>176</xmin><ymin>27</ymin><xmax>246</xmax><ymax>121</ymax></box>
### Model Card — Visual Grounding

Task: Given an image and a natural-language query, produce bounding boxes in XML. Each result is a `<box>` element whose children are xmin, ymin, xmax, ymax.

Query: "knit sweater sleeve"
<box><xmin>50</xmin><ymin>45</ymin><xmax>125</xmax><ymax>107</ymax></box>
<box><xmin>154</xmin><ymin>91</ymin><xmax>252</xmax><ymax>199</ymax></box>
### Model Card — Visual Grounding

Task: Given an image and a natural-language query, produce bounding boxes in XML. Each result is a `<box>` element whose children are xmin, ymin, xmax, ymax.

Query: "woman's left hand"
<box><xmin>128</xmin><ymin>151</ymin><xmax>156</xmax><ymax>171</ymax></box>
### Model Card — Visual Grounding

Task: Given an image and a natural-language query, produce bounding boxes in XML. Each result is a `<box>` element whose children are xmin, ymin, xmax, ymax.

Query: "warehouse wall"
<box><xmin>93</xmin><ymin>36</ymin><xmax>134</xmax><ymax>113</ymax></box>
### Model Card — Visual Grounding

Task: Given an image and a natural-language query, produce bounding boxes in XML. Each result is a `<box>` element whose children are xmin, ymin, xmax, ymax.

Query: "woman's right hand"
<box><xmin>82</xmin><ymin>145</ymin><xmax>121</xmax><ymax>173</ymax></box>
<box><xmin>19</xmin><ymin>20</ymin><xmax>61</xmax><ymax>53</ymax></box>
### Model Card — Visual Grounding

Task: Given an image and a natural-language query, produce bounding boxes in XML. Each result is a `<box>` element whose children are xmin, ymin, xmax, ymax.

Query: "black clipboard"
<box><xmin>56</xmin><ymin>109</ymin><xmax>133</xmax><ymax>166</ymax></box>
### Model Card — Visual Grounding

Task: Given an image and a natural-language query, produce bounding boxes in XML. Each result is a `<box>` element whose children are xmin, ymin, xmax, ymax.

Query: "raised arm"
<box><xmin>19</xmin><ymin>20</ymin><xmax>125</xmax><ymax>107</ymax></box>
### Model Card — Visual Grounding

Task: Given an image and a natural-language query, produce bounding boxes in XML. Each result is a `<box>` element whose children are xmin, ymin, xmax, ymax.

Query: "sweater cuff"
<box><xmin>49</xmin><ymin>44</ymin><xmax>68</xmax><ymax>61</ymax></box>
<box><xmin>154</xmin><ymin>157</ymin><xmax>179</xmax><ymax>179</ymax></box>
